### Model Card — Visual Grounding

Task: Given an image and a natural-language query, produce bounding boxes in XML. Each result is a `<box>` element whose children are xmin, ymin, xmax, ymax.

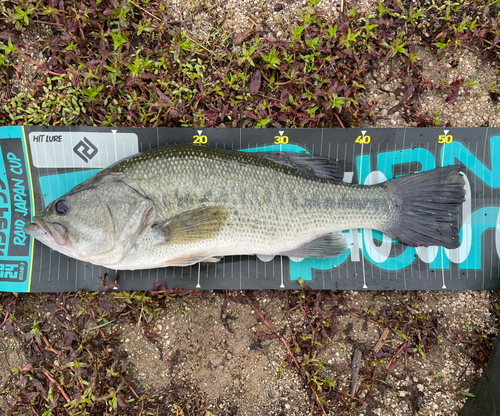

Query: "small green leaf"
<box><xmin>111</xmin><ymin>32</ymin><xmax>128</xmax><ymax>50</ymax></box>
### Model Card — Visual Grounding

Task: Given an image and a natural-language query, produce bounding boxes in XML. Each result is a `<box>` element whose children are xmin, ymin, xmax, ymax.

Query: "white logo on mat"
<box><xmin>28</xmin><ymin>131</ymin><xmax>139</xmax><ymax>168</ymax></box>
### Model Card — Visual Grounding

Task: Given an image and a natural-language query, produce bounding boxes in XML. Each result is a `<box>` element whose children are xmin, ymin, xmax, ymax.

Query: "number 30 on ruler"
<box><xmin>274</xmin><ymin>135</ymin><xmax>289</xmax><ymax>144</ymax></box>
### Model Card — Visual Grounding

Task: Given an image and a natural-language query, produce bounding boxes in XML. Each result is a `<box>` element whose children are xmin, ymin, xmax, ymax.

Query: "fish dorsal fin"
<box><xmin>262</xmin><ymin>152</ymin><xmax>343</xmax><ymax>181</ymax></box>
<box><xmin>153</xmin><ymin>206</ymin><xmax>229</xmax><ymax>244</ymax></box>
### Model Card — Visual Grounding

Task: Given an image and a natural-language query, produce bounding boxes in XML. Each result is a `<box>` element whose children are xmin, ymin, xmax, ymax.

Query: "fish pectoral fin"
<box><xmin>153</xmin><ymin>206</ymin><xmax>229</xmax><ymax>244</ymax></box>
<box><xmin>280</xmin><ymin>233</ymin><xmax>348</xmax><ymax>258</ymax></box>
<box><xmin>165</xmin><ymin>255</ymin><xmax>222</xmax><ymax>267</ymax></box>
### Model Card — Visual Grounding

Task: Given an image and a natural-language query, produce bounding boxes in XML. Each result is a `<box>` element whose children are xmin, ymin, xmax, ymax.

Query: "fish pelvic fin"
<box><xmin>279</xmin><ymin>233</ymin><xmax>348</xmax><ymax>258</ymax></box>
<box><xmin>154</xmin><ymin>206</ymin><xmax>229</xmax><ymax>244</ymax></box>
<box><xmin>383</xmin><ymin>164</ymin><xmax>466</xmax><ymax>249</ymax></box>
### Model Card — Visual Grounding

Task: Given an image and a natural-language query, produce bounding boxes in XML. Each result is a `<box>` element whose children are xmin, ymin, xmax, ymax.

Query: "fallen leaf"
<box><xmin>249</xmin><ymin>70</ymin><xmax>261</xmax><ymax>95</ymax></box>
<box><xmin>233</xmin><ymin>29</ymin><xmax>253</xmax><ymax>45</ymax></box>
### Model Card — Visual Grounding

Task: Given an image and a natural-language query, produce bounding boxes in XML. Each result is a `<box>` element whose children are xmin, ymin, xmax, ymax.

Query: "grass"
<box><xmin>0</xmin><ymin>288</ymin><xmax>206</xmax><ymax>415</ymax></box>
<box><xmin>0</xmin><ymin>0</ymin><xmax>498</xmax><ymax>128</ymax></box>
<box><xmin>233</xmin><ymin>289</ymin><xmax>498</xmax><ymax>415</ymax></box>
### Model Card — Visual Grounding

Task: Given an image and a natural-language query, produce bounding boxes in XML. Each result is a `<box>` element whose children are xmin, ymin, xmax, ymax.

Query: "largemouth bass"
<box><xmin>24</xmin><ymin>145</ymin><xmax>465</xmax><ymax>270</ymax></box>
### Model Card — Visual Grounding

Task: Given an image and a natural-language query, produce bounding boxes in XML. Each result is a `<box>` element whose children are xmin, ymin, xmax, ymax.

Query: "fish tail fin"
<box><xmin>382</xmin><ymin>165</ymin><xmax>466</xmax><ymax>249</ymax></box>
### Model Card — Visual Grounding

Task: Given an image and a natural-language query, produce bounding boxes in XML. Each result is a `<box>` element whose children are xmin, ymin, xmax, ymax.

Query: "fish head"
<box><xmin>24</xmin><ymin>175</ymin><xmax>153</xmax><ymax>266</ymax></box>
<box><xmin>24</xmin><ymin>188</ymin><xmax>119</xmax><ymax>262</ymax></box>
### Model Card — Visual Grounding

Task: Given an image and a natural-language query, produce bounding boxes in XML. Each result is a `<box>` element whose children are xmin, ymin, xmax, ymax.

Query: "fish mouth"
<box><xmin>24</xmin><ymin>218</ymin><xmax>69</xmax><ymax>247</ymax></box>
<box><xmin>24</xmin><ymin>217</ymin><xmax>50</xmax><ymax>240</ymax></box>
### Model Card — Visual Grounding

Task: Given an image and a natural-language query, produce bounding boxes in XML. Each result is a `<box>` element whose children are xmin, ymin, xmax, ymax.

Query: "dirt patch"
<box><xmin>4</xmin><ymin>24</ymin><xmax>51</xmax><ymax>99</ymax></box>
<box><xmin>116</xmin><ymin>290</ymin><xmax>497</xmax><ymax>415</ymax></box>
<box><xmin>0</xmin><ymin>338</ymin><xmax>25</xmax><ymax>409</ymax></box>
<box><xmin>365</xmin><ymin>47</ymin><xmax>500</xmax><ymax>129</ymax></box>
<box><xmin>120</xmin><ymin>292</ymin><xmax>309</xmax><ymax>415</ymax></box>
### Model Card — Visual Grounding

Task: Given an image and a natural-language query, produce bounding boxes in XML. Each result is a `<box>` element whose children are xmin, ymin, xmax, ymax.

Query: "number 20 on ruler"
<box><xmin>193</xmin><ymin>135</ymin><xmax>207</xmax><ymax>144</ymax></box>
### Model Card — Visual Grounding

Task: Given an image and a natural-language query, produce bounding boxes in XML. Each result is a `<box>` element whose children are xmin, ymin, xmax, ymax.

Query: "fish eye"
<box><xmin>55</xmin><ymin>200</ymin><xmax>69</xmax><ymax>215</ymax></box>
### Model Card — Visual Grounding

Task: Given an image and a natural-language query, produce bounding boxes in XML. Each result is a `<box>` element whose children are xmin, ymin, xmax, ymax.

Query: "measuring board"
<box><xmin>0</xmin><ymin>126</ymin><xmax>499</xmax><ymax>292</ymax></box>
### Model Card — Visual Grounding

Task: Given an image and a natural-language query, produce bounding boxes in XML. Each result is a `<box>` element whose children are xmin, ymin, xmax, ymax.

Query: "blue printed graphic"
<box><xmin>239</xmin><ymin>144</ymin><xmax>311</xmax><ymax>154</ymax></box>
<box><xmin>460</xmin><ymin>206</ymin><xmax>499</xmax><ymax>269</ymax></box>
<box><xmin>39</xmin><ymin>169</ymin><xmax>101</xmax><ymax>206</ymax></box>
<box><xmin>0</xmin><ymin>126</ymin><xmax>34</xmax><ymax>292</ymax></box>
<box><xmin>441</xmin><ymin>137</ymin><xmax>500</xmax><ymax>187</ymax></box>
<box><xmin>0</xmin><ymin>145</ymin><xmax>12</xmax><ymax>258</ymax></box>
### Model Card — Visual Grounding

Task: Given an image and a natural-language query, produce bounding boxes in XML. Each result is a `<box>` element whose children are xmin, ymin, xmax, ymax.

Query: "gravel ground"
<box><xmin>164</xmin><ymin>0</ymin><xmax>500</xmax><ymax>128</ymax></box>
<box><xmin>1</xmin><ymin>0</ymin><xmax>500</xmax><ymax>415</ymax></box>
<box><xmin>117</xmin><ymin>290</ymin><xmax>498</xmax><ymax>416</ymax></box>
<box><xmin>2</xmin><ymin>289</ymin><xmax>497</xmax><ymax>415</ymax></box>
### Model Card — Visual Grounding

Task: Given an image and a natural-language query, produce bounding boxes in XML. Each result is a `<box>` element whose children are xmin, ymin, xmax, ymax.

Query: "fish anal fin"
<box><xmin>154</xmin><ymin>206</ymin><xmax>229</xmax><ymax>244</ymax></box>
<box><xmin>280</xmin><ymin>233</ymin><xmax>348</xmax><ymax>258</ymax></box>
<box><xmin>165</xmin><ymin>255</ymin><xmax>223</xmax><ymax>267</ymax></box>
<box><xmin>204</xmin><ymin>256</ymin><xmax>223</xmax><ymax>263</ymax></box>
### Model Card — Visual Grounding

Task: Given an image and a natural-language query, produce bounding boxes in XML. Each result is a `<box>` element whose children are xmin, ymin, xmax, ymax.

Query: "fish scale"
<box><xmin>25</xmin><ymin>144</ymin><xmax>465</xmax><ymax>270</ymax></box>
<box><xmin>113</xmin><ymin>147</ymin><xmax>393</xmax><ymax>268</ymax></box>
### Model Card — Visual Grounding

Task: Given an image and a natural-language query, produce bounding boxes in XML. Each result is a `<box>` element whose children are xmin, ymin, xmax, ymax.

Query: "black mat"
<box><xmin>1</xmin><ymin>126</ymin><xmax>499</xmax><ymax>292</ymax></box>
